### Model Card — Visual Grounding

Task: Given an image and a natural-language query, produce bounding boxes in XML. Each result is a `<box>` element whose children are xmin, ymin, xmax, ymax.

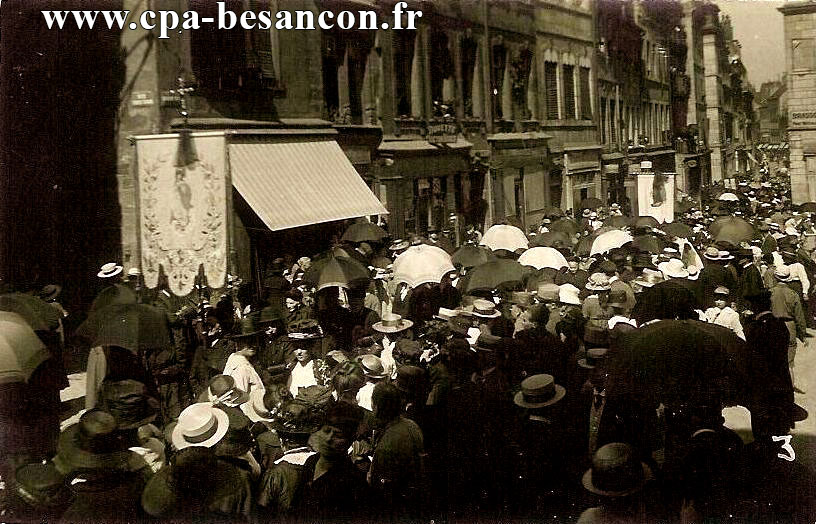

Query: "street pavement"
<box><xmin>723</xmin><ymin>329</ymin><xmax>816</xmax><ymax>472</ymax></box>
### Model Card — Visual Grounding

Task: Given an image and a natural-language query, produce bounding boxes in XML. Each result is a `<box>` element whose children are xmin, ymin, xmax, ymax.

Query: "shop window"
<box><xmin>430</xmin><ymin>30</ymin><xmax>454</xmax><ymax>118</ymax></box>
<box><xmin>460</xmin><ymin>36</ymin><xmax>479</xmax><ymax>118</ymax></box>
<box><xmin>579</xmin><ymin>67</ymin><xmax>592</xmax><ymax>119</ymax></box>
<box><xmin>545</xmin><ymin>61</ymin><xmax>558</xmax><ymax>120</ymax></box>
<box><xmin>580</xmin><ymin>187</ymin><xmax>589</xmax><ymax>202</ymax></box>
<box><xmin>491</xmin><ymin>43</ymin><xmax>507</xmax><ymax>120</ymax></box>
<box><xmin>394</xmin><ymin>31</ymin><xmax>416</xmax><ymax>117</ymax></box>
<box><xmin>563</xmin><ymin>65</ymin><xmax>576</xmax><ymax>120</ymax></box>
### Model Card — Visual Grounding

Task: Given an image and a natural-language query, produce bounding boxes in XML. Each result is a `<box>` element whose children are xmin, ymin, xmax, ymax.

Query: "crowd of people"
<box><xmin>2</xmin><ymin>167</ymin><xmax>816</xmax><ymax>522</ymax></box>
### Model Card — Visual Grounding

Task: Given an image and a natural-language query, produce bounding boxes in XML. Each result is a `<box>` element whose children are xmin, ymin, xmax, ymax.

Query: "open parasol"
<box><xmin>517</xmin><ymin>247</ymin><xmax>569</xmax><ymax>270</ymax></box>
<box><xmin>548</xmin><ymin>218</ymin><xmax>580</xmax><ymax>236</ymax></box>
<box><xmin>452</xmin><ymin>244</ymin><xmax>495</xmax><ymax>269</ymax></box>
<box><xmin>532</xmin><ymin>231</ymin><xmax>572</xmax><ymax>249</ymax></box>
<box><xmin>0</xmin><ymin>293</ymin><xmax>61</xmax><ymax>332</ymax></box>
<box><xmin>392</xmin><ymin>245</ymin><xmax>455</xmax><ymax>288</ymax></box>
<box><xmin>0</xmin><ymin>312</ymin><xmax>51</xmax><ymax>384</ymax></box>
<box><xmin>660</xmin><ymin>222</ymin><xmax>693</xmax><ymax>239</ymax></box>
<box><xmin>709</xmin><ymin>217</ymin><xmax>757</xmax><ymax>246</ymax></box>
<box><xmin>604</xmin><ymin>215</ymin><xmax>632</xmax><ymax>228</ymax></box>
<box><xmin>480</xmin><ymin>224</ymin><xmax>530</xmax><ymax>252</ymax></box>
<box><xmin>590</xmin><ymin>230</ymin><xmax>633</xmax><ymax>256</ymax></box>
<box><xmin>718</xmin><ymin>192</ymin><xmax>740</xmax><ymax>202</ymax></box>
<box><xmin>303</xmin><ymin>253</ymin><xmax>370</xmax><ymax>291</ymax></box>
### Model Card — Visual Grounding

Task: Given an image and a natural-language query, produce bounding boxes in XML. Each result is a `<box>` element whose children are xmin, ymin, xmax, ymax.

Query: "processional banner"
<box><xmin>135</xmin><ymin>133</ymin><xmax>228</xmax><ymax>296</ymax></box>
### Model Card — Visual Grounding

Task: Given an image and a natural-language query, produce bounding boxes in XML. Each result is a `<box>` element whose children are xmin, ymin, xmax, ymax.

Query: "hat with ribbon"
<box><xmin>389</xmin><ymin>239</ymin><xmax>410</xmax><ymax>252</ymax></box>
<box><xmin>470</xmin><ymin>299</ymin><xmax>502</xmax><ymax>319</ymax></box>
<box><xmin>207</xmin><ymin>374</ymin><xmax>249</xmax><ymax>408</ymax></box>
<box><xmin>513</xmin><ymin>374</ymin><xmax>566</xmax><ymax>409</ymax></box>
<box><xmin>579</xmin><ymin>347</ymin><xmax>609</xmax><ymax>369</ymax></box>
<box><xmin>703</xmin><ymin>246</ymin><xmax>721</xmax><ymax>261</ymax></box>
<box><xmin>372</xmin><ymin>313</ymin><xmax>414</xmax><ymax>333</ymax></box>
<box><xmin>586</xmin><ymin>273</ymin><xmax>612</xmax><ymax>291</ymax></box>
<box><xmin>358</xmin><ymin>354</ymin><xmax>389</xmax><ymax>379</ymax></box>
<box><xmin>171</xmin><ymin>403</ymin><xmax>230</xmax><ymax>451</ymax></box>
<box><xmin>11</xmin><ymin>463</ymin><xmax>71</xmax><ymax>510</ymax></box>
<box><xmin>97</xmin><ymin>262</ymin><xmax>123</xmax><ymax>279</ymax></box>
<box><xmin>658</xmin><ymin>259</ymin><xmax>689</xmax><ymax>279</ymax></box>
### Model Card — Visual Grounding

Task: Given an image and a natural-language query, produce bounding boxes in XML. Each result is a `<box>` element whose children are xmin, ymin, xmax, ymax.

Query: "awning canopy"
<box><xmin>230</xmin><ymin>140</ymin><xmax>388</xmax><ymax>231</ymax></box>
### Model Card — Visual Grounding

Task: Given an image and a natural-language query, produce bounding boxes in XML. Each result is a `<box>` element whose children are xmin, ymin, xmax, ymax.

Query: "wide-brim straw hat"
<box><xmin>513</xmin><ymin>374</ymin><xmax>566</xmax><ymax>409</ymax></box>
<box><xmin>97</xmin><ymin>262</ymin><xmax>123</xmax><ymax>279</ymax></box>
<box><xmin>56</xmin><ymin>410</ymin><xmax>133</xmax><ymax>472</ymax></box>
<box><xmin>171</xmin><ymin>403</ymin><xmax>230</xmax><ymax>451</ymax></box>
<box><xmin>372</xmin><ymin>313</ymin><xmax>414</xmax><ymax>333</ymax></box>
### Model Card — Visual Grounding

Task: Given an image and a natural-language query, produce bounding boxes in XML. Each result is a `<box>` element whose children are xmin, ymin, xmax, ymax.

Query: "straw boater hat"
<box><xmin>582</xmin><ymin>209</ymin><xmax>592</xmax><ymax>218</ymax></box>
<box><xmin>702</xmin><ymin>246</ymin><xmax>721</xmax><ymax>261</ymax></box>
<box><xmin>389</xmin><ymin>239</ymin><xmax>410</xmax><ymax>252</ymax></box>
<box><xmin>632</xmin><ymin>268</ymin><xmax>664</xmax><ymax>288</ymax></box>
<box><xmin>39</xmin><ymin>284</ymin><xmax>62</xmax><ymax>303</ymax></box>
<box><xmin>372</xmin><ymin>313</ymin><xmax>414</xmax><ymax>333</ymax></box>
<box><xmin>470</xmin><ymin>299</ymin><xmax>502</xmax><ymax>319</ymax></box>
<box><xmin>244</xmin><ymin>387</ymin><xmax>285</xmax><ymax>423</ymax></box>
<box><xmin>686</xmin><ymin>264</ymin><xmax>700</xmax><ymax>281</ymax></box>
<box><xmin>358</xmin><ymin>354</ymin><xmax>389</xmax><ymax>379</ymax></box>
<box><xmin>513</xmin><ymin>374</ymin><xmax>566</xmax><ymax>409</ymax></box>
<box><xmin>434</xmin><ymin>307</ymin><xmax>459</xmax><ymax>321</ymax></box>
<box><xmin>714</xmin><ymin>286</ymin><xmax>730</xmax><ymax>296</ymax></box>
<box><xmin>658</xmin><ymin>259</ymin><xmax>689</xmax><ymax>279</ymax></box>
<box><xmin>97</xmin><ymin>262</ymin><xmax>123</xmax><ymax>279</ymax></box>
<box><xmin>171</xmin><ymin>403</ymin><xmax>230</xmax><ymax>451</ymax></box>
<box><xmin>583</xmin><ymin>442</ymin><xmax>652</xmax><ymax>497</ymax></box>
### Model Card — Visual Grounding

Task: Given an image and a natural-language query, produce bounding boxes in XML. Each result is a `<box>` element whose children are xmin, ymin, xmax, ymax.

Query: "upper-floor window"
<box><xmin>394</xmin><ymin>31</ymin><xmax>416</xmax><ymax>117</ymax></box>
<box><xmin>491</xmin><ymin>42</ymin><xmax>507</xmax><ymax>120</ymax></box>
<box><xmin>430</xmin><ymin>29</ymin><xmax>454</xmax><ymax>118</ymax></box>
<box><xmin>563</xmin><ymin>64</ymin><xmax>576</xmax><ymax>119</ymax></box>
<box><xmin>321</xmin><ymin>29</ymin><xmax>373</xmax><ymax>124</ymax></box>
<box><xmin>545</xmin><ymin>61</ymin><xmax>559</xmax><ymax>120</ymax></box>
<box><xmin>189</xmin><ymin>0</ymin><xmax>277</xmax><ymax>94</ymax></box>
<box><xmin>579</xmin><ymin>67</ymin><xmax>592</xmax><ymax>119</ymax></box>
<box><xmin>793</xmin><ymin>39</ymin><xmax>815</xmax><ymax>71</ymax></box>
<box><xmin>460</xmin><ymin>36</ymin><xmax>479</xmax><ymax>118</ymax></box>
<box><xmin>509</xmin><ymin>47</ymin><xmax>533</xmax><ymax>120</ymax></box>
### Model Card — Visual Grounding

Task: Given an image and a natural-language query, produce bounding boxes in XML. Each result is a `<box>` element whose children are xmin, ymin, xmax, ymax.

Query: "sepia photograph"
<box><xmin>0</xmin><ymin>0</ymin><xmax>814</xmax><ymax>522</ymax></box>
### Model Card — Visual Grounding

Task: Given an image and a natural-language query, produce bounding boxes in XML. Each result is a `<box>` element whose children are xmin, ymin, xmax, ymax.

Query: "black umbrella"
<box><xmin>799</xmin><ymin>202</ymin><xmax>816</xmax><ymax>213</ymax></box>
<box><xmin>630</xmin><ymin>280</ymin><xmax>697</xmax><ymax>326</ymax></box>
<box><xmin>661</xmin><ymin>222</ymin><xmax>693</xmax><ymax>238</ymax></box>
<box><xmin>340</xmin><ymin>221</ymin><xmax>388</xmax><ymax>243</ymax></box>
<box><xmin>77</xmin><ymin>303</ymin><xmax>171</xmax><ymax>353</ymax></box>
<box><xmin>533</xmin><ymin>231</ymin><xmax>572</xmax><ymax>249</ymax></box>
<box><xmin>0</xmin><ymin>293</ymin><xmax>61</xmax><ymax>332</ymax></box>
<box><xmin>633</xmin><ymin>216</ymin><xmax>660</xmax><ymax>230</ymax></box>
<box><xmin>548</xmin><ymin>218</ymin><xmax>580</xmax><ymax>236</ymax></box>
<box><xmin>579</xmin><ymin>197</ymin><xmax>604</xmax><ymax>210</ymax></box>
<box><xmin>608</xmin><ymin>319</ymin><xmax>750</xmax><ymax>409</ymax></box>
<box><xmin>464</xmin><ymin>259</ymin><xmax>527</xmax><ymax>293</ymax></box>
<box><xmin>631</xmin><ymin>235</ymin><xmax>667</xmax><ymax>254</ymax></box>
<box><xmin>604</xmin><ymin>215</ymin><xmax>632</xmax><ymax>228</ymax></box>
<box><xmin>452</xmin><ymin>244</ymin><xmax>495</xmax><ymax>269</ymax></box>
<box><xmin>303</xmin><ymin>253</ymin><xmax>370</xmax><ymax>291</ymax></box>
<box><xmin>90</xmin><ymin>284</ymin><xmax>137</xmax><ymax>313</ymax></box>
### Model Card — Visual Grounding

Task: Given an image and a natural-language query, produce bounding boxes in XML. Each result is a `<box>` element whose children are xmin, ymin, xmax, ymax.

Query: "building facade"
<box><xmin>780</xmin><ymin>1</ymin><xmax>816</xmax><ymax>204</ymax></box>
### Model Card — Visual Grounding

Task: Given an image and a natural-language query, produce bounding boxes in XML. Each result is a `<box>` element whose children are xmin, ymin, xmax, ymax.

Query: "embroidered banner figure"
<box><xmin>135</xmin><ymin>133</ymin><xmax>228</xmax><ymax>295</ymax></box>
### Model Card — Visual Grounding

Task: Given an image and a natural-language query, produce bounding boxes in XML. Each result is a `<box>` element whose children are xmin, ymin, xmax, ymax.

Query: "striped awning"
<box><xmin>229</xmin><ymin>140</ymin><xmax>388</xmax><ymax>231</ymax></box>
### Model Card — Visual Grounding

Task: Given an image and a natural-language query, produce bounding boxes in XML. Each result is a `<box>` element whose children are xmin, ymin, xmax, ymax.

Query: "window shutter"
<box><xmin>580</xmin><ymin>67</ymin><xmax>592</xmax><ymax>119</ymax></box>
<box><xmin>545</xmin><ymin>61</ymin><xmax>558</xmax><ymax>120</ymax></box>
<box><xmin>563</xmin><ymin>65</ymin><xmax>575</xmax><ymax>120</ymax></box>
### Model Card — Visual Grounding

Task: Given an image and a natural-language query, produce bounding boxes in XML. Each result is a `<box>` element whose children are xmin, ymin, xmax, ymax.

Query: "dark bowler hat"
<box><xmin>288</xmin><ymin>319</ymin><xmax>324</xmax><ymax>340</ymax></box>
<box><xmin>229</xmin><ymin>314</ymin><xmax>264</xmax><ymax>339</ymax></box>
<box><xmin>579</xmin><ymin>347</ymin><xmax>609</xmax><ymax>370</ymax></box>
<box><xmin>100</xmin><ymin>380</ymin><xmax>159</xmax><ymax>430</ymax></box>
<box><xmin>55</xmin><ymin>410</ymin><xmax>133</xmax><ymax>474</ymax></box>
<box><xmin>583</xmin><ymin>442</ymin><xmax>652</xmax><ymax>497</ymax></box>
<box><xmin>394</xmin><ymin>365</ymin><xmax>426</xmax><ymax>396</ymax></box>
<box><xmin>513</xmin><ymin>374</ymin><xmax>566</xmax><ymax>409</ymax></box>
<box><xmin>12</xmin><ymin>463</ymin><xmax>71</xmax><ymax>510</ymax></box>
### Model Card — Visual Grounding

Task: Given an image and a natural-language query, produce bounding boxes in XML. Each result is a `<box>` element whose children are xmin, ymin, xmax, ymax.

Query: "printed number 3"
<box><xmin>772</xmin><ymin>435</ymin><xmax>795</xmax><ymax>462</ymax></box>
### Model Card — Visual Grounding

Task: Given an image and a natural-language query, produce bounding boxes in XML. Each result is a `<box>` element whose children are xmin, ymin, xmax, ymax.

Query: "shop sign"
<box><xmin>427</xmin><ymin>123</ymin><xmax>459</xmax><ymax>144</ymax></box>
<box><xmin>791</xmin><ymin>111</ymin><xmax>816</xmax><ymax>128</ymax></box>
